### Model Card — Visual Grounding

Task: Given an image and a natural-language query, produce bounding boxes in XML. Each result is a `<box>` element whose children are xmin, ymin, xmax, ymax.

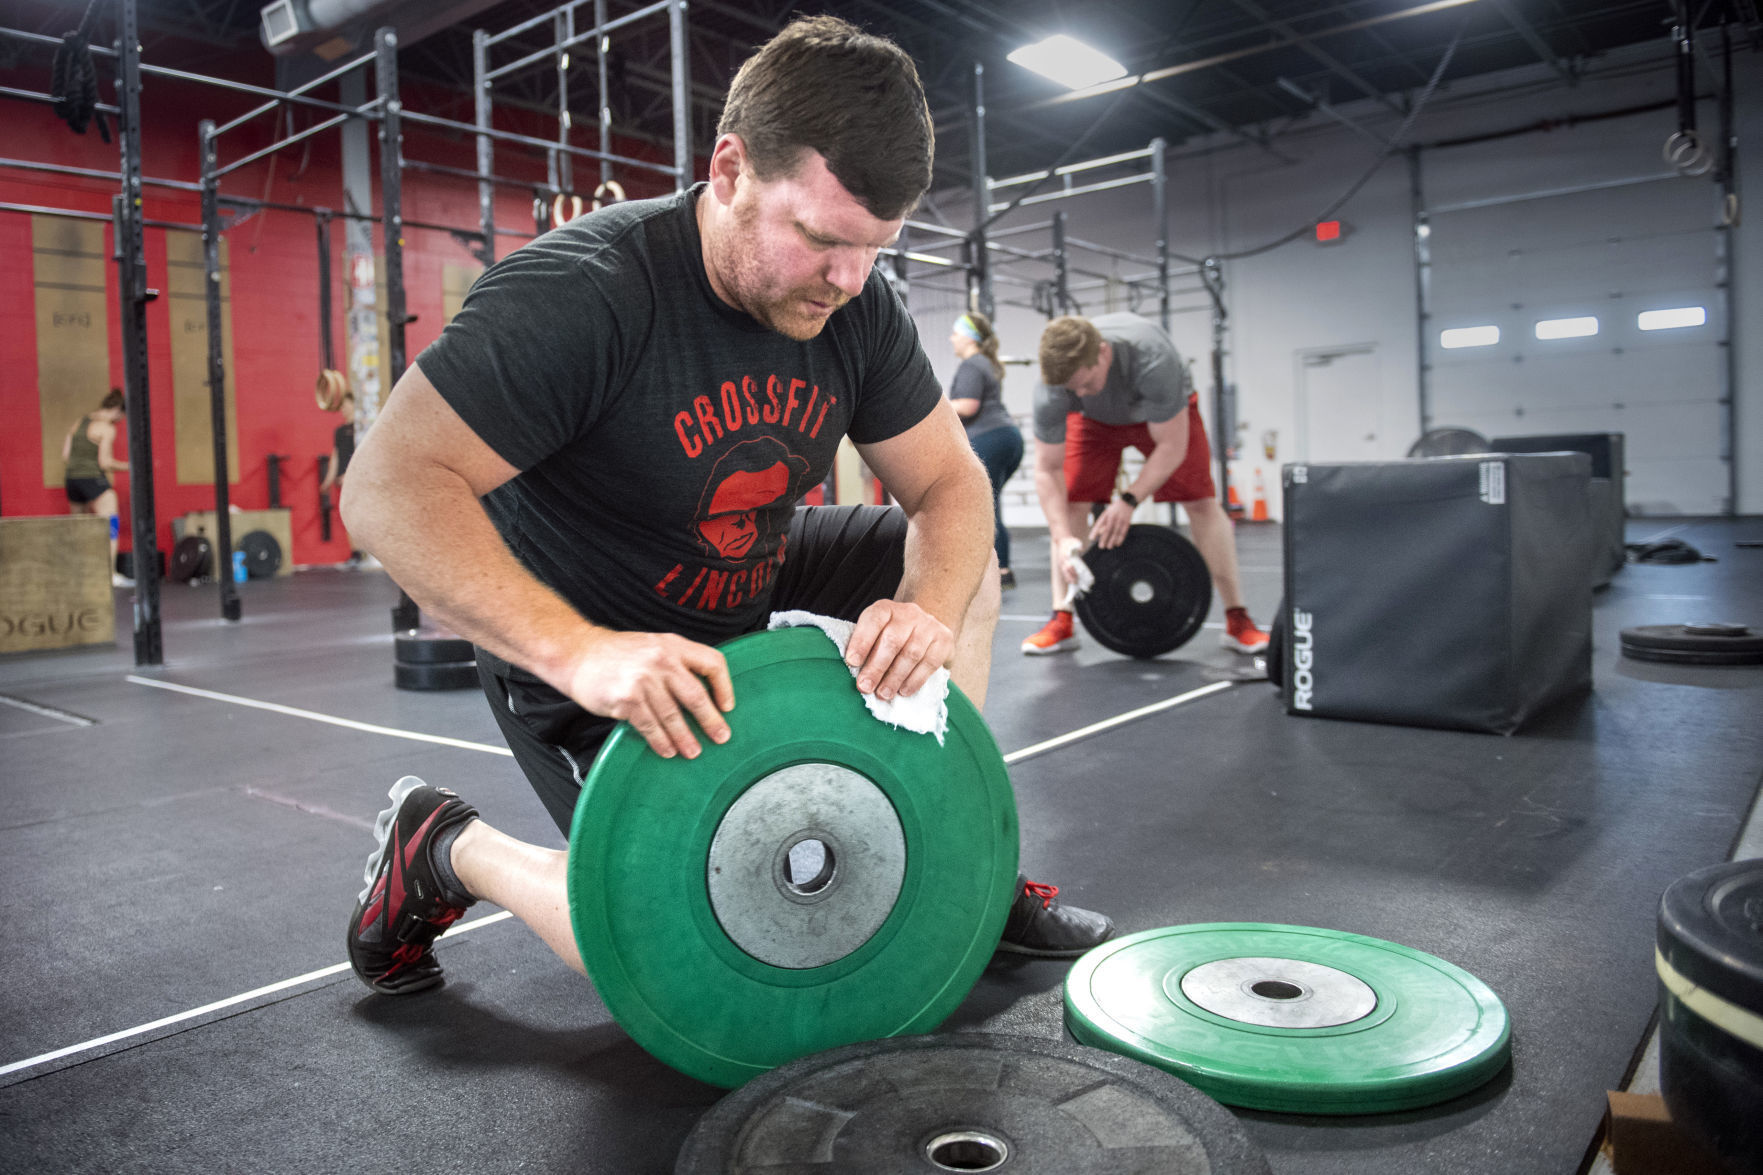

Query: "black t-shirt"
<box><xmin>417</xmin><ymin>185</ymin><xmax>942</xmax><ymax>648</ymax></box>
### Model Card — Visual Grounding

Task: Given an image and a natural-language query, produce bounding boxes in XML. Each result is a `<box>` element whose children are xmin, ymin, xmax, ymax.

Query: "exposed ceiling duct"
<box><xmin>259</xmin><ymin>0</ymin><xmax>505</xmax><ymax>59</ymax></box>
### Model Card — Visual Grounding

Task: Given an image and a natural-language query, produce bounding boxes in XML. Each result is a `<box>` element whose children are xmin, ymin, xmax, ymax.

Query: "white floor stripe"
<box><xmin>1002</xmin><ymin>679</ymin><xmax>1235</xmax><ymax>764</ymax></box>
<box><xmin>0</xmin><ymin>693</ymin><xmax>96</xmax><ymax>727</ymax></box>
<box><xmin>0</xmin><ymin>911</ymin><xmax>514</xmax><ymax>1079</ymax></box>
<box><xmin>33</xmin><ymin>673</ymin><xmax>1234</xmax><ymax>1080</ymax></box>
<box><xmin>125</xmin><ymin>675</ymin><xmax>513</xmax><ymax>756</ymax></box>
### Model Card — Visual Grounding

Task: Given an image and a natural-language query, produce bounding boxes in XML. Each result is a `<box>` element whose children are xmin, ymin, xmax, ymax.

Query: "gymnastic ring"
<box><xmin>315</xmin><ymin>368</ymin><xmax>348</xmax><ymax>412</ymax></box>
<box><xmin>1664</xmin><ymin>130</ymin><xmax>1710</xmax><ymax>172</ymax></box>
<box><xmin>551</xmin><ymin>193</ymin><xmax>585</xmax><ymax>229</ymax></box>
<box><xmin>592</xmin><ymin>179</ymin><xmax>626</xmax><ymax>211</ymax></box>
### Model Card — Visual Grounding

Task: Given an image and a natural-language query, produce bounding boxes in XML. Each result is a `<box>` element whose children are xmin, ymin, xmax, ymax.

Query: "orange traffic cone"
<box><xmin>1250</xmin><ymin>467</ymin><xmax>1269</xmax><ymax>522</ymax></box>
<box><xmin>1226</xmin><ymin>481</ymin><xmax>1246</xmax><ymax>518</ymax></box>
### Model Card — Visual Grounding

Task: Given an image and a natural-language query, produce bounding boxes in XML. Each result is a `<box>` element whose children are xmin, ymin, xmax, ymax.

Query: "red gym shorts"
<box><xmin>1063</xmin><ymin>393</ymin><xmax>1216</xmax><ymax>503</ymax></box>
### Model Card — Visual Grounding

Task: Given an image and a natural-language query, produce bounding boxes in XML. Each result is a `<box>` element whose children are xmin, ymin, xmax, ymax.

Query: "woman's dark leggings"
<box><xmin>967</xmin><ymin>425</ymin><xmax>1024</xmax><ymax>571</ymax></box>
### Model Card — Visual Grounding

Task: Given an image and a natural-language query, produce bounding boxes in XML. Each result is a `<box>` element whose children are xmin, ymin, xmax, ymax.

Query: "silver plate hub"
<box><xmin>707</xmin><ymin>763</ymin><xmax>905</xmax><ymax>969</ymax></box>
<box><xmin>1176</xmin><ymin>956</ymin><xmax>1378</xmax><ymax>1028</ymax></box>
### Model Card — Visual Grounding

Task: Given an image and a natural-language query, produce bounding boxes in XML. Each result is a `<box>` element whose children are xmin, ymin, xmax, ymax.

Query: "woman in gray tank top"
<box><xmin>946</xmin><ymin>312</ymin><xmax>1024</xmax><ymax>587</ymax></box>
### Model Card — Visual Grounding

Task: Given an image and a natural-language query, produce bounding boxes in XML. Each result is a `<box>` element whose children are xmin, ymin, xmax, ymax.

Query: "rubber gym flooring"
<box><xmin>1</xmin><ymin>518</ymin><xmax>1759</xmax><ymax>1174</ymax></box>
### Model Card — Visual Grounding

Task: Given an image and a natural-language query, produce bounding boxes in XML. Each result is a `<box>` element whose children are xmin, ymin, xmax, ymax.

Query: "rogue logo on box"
<box><xmin>1291</xmin><ymin>606</ymin><xmax>1315</xmax><ymax>710</ymax></box>
<box><xmin>0</xmin><ymin>609</ymin><xmax>105</xmax><ymax>639</ymax></box>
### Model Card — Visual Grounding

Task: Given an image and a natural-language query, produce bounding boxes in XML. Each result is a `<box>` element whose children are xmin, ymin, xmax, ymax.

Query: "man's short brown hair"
<box><xmin>1039</xmin><ymin>316</ymin><xmax>1102</xmax><ymax>386</ymax></box>
<box><xmin>717</xmin><ymin>15</ymin><xmax>933</xmax><ymax>220</ymax></box>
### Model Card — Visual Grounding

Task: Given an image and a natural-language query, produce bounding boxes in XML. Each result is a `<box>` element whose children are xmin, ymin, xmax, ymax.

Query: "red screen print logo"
<box><xmin>694</xmin><ymin>437</ymin><xmax>811</xmax><ymax>561</ymax></box>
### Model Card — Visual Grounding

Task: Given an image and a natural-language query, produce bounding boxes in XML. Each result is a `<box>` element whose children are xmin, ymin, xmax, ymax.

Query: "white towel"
<box><xmin>768</xmin><ymin>609</ymin><xmax>950</xmax><ymax>744</ymax></box>
<box><xmin>1056</xmin><ymin>538</ymin><xmax>1096</xmax><ymax>611</ymax></box>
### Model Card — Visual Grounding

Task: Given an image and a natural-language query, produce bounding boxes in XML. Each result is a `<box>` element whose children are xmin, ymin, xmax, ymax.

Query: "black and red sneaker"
<box><xmin>347</xmin><ymin>776</ymin><xmax>479</xmax><ymax>995</ymax></box>
<box><xmin>996</xmin><ymin>875</ymin><xmax>1117</xmax><ymax>958</ymax></box>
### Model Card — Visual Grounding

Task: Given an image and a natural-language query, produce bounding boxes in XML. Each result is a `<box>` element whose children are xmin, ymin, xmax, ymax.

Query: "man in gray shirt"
<box><xmin>1024</xmin><ymin>312</ymin><xmax>1268</xmax><ymax>656</ymax></box>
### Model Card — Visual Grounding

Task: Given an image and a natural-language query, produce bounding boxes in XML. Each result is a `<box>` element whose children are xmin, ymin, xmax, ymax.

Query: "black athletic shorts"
<box><xmin>478</xmin><ymin>504</ymin><xmax>908</xmax><ymax>836</ymax></box>
<box><xmin>65</xmin><ymin>476</ymin><xmax>111</xmax><ymax>505</ymax></box>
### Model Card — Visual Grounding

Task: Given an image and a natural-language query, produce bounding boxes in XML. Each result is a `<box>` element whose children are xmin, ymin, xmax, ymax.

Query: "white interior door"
<box><xmin>1298</xmin><ymin>345</ymin><xmax>1382</xmax><ymax>462</ymax></box>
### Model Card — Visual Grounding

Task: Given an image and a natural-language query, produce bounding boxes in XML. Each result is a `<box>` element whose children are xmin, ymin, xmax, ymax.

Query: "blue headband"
<box><xmin>953</xmin><ymin>316</ymin><xmax>984</xmax><ymax>343</ymax></box>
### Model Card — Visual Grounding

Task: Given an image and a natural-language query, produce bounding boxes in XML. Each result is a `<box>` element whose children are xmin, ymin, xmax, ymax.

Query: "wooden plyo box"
<box><xmin>175</xmin><ymin>508</ymin><xmax>294</xmax><ymax>577</ymax></box>
<box><xmin>1603</xmin><ymin>1091</ymin><xmax>1727</xmax><ymax>1175</ymax></box>
<box><xmin>0</xmin><ymin>515</ymin><xmax>115</xmax><ymax>654</ymax></box>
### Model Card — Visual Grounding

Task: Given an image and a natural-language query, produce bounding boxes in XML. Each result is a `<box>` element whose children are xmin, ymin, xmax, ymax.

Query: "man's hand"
<box><xmin>561</xmin><ymin>631</ymin><xmax>734</xmax><ymax>760</ymax></box>
<box><xmin>1090</xmin><ymin>497</ymin><xmax>1135</xmax><ymax>549</ymax></box>
<box><xmin>845</xmin><ymin>599</ymin><xmax>955</xmax><ymax>702</ymax></box>
<box><xmin>1055</xmin><ymin>535</ymin><xmax>1088</xmax><ymax>583</ymax></box>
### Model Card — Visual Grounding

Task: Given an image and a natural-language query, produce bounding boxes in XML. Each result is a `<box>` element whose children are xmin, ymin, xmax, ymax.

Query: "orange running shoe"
<box><xmin>1021</xmin><ymin>610</ymin><xmax>1080</xmax><ymax>655</ymax></box>
<box><xmin>1222</xmin><ymin>607</ymin><xmax>1270</xmax><ymax>654</ymax></box>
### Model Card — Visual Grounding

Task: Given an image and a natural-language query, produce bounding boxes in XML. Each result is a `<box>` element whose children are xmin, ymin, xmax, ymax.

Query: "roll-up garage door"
<box><xmin>1424</xmin><ymin>176</ymin><xmax>1728</xmax><ymax>515</ymax></box>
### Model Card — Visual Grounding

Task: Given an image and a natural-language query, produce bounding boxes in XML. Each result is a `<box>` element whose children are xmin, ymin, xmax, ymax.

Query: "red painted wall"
<box><xmin>1</xmin><ymin>58</ymin><xmax>689</xmax><ymax>567</ymax></box>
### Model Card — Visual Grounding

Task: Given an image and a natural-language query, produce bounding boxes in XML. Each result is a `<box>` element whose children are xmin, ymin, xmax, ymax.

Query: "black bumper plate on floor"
<box><xmin>675</xmin><ymin>1032</ymin><xmax>1272</xmax><ymax>1174</ymax></box>
<box><xmin>1620</xmin><ymin>624</ymin><xmax>1763</xmax><ymax>665</ymax></box>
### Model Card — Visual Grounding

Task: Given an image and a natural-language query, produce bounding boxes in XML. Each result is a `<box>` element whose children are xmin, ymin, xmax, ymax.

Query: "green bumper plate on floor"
<box><xmin>1064</xmin><ymin>923</ymin><xmax>1511</xmax><ymax>1114</ymax></box>
<box><xmin>568</xmin><ymin>626</ymin><xmax>1019</xmax><ymax>1089</ymax></box>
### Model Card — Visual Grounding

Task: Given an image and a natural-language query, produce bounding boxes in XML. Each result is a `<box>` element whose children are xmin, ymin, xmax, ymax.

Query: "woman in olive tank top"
<box><xmin>62</xmin><ymin>388</ymin><xmax>130</xmax><ymax>583</ymax></box>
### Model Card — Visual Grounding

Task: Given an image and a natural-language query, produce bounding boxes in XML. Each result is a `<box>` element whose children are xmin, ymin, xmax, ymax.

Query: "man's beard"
<box><xmin>732</xmin><ymin>260</ymin><xmax>850</xmax><ymax>340</ymax></box>
<box><xmin>718</xmin><ymin>207</ymin><xmax>850</xmax><ymax>339</ymax></box>
<box><xmin>754</xmin><ymin>287</ymin><xmax>849</xmax><ymax>340</ymax></box>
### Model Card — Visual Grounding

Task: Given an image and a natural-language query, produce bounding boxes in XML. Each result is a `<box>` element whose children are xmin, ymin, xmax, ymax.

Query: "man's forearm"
<box><xmin>340</xmin><ymin>461</ymin><xmax>601</xmax><ymax>689</ymax></box>
<box><xmin>895</xmin><ymin>469</ymin><xmax>993</xmax><ymax>638</ymax></box>
<box><xmin>1126</xmin><ymin>416</ymin><xmax>1190</xmax><ymax>501</ymax></box>
<box><xmin>1126</xmin><ymin>444</ymin><xmax>1186</xmax><ymax>502</ymax></box>
<box><xmin>1034</xmin><ymin>464</ymin><xmax>1075</xmax><ymax>545</ymax></box>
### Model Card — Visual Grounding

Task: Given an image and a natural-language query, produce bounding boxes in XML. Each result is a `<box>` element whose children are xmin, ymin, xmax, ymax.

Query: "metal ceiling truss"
<box><xmin>4</xmin><ymin>0</ymin><xmax>1728</xmax><ymax>199</ymax></box>
<box><xmin>1227</xmin><ymin>0</ymin><xmax>1407</xmax><ymax>113</ymax></box>
<box><xmin>1488</xmin><ymin>0</ymin><xmax>1578</xmax><ymax>81</ymax></box>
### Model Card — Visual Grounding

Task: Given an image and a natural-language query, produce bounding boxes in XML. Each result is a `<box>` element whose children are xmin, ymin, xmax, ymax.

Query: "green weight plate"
<box><xmin>567</xmin><ymin>626</ymin><xmax>1019</xmax><ymax>1089</ymax></box>
<box><xmin>1064</xmin><ymin>923</ymin><xmax>1511</xmax><ymax>1114</ymax></box>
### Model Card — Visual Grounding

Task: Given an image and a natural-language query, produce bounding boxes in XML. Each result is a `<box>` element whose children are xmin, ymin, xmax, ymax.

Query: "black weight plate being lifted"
<box><xmin>238</xmin><ymin>530</ymin><xmax>282</xmax><ymax>579</ymax></box>
<box><xmin>394</xmin><ymin>633</ymin><xmax>476</xmax><ymax>664</ymax></box>
<box><xmin>1075</xmin><ymin>525</ymin><xmax>1212</xmax><ymax>659</ymax></box>
<box><xmin>675</xmin><ymin>1033</ymin><xmax>1271</xmax><ymax>1175</ymax></box>
<box><xmin>170</xmin><ymin>535</ymin><xmax>212</xmax><ymax>583</ymax></box>
<box><xmin>393</xmin><ymin>660</ymin><xmax>478</xmax><ymax>691</ymax></box>
<box><xmin>1620</xmin><ymin>624</ymin><xmax>1763</xmax><ymax>665</ymax></box>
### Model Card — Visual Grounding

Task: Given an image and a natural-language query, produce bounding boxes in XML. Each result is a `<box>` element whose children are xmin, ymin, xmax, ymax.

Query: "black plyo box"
<box><xmin>1488</xmin><ymin>432</ymin><xmax>1623</xmax><ymax>481</ymax></box>
<box><xmin>1280</xmin><ymin>454</ymin><xmax>1594</xmax><ymax>735</ymax></box>
<box><xmin>1491</xmin><ymin>433</ymin><xmax>1625</xmax><ymax>588</ymax></box>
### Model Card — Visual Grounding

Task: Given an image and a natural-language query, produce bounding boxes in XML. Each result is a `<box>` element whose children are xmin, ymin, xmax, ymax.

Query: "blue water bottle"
<box><xmin>232</xmin><ymin>550</ymin><xmax>247</xmax><ymax>583</ymax></box>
